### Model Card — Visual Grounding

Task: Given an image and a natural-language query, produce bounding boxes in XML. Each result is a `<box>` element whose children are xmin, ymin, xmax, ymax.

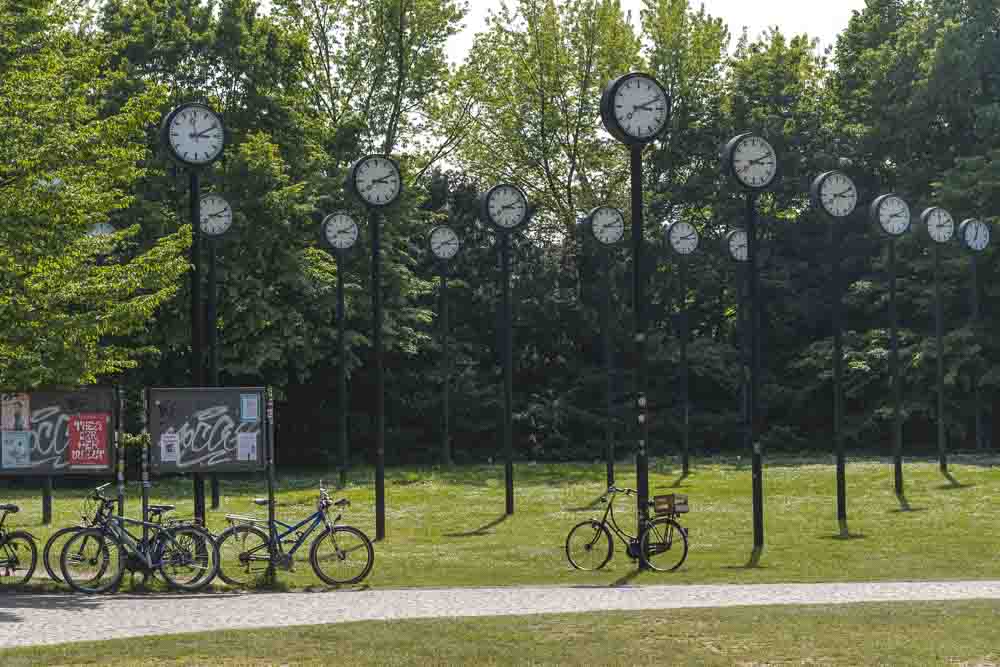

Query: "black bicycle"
<box><xmin>565</xmin><ymin>486</ymin><xmax>689</xmax><ymax>572</ymax></box>
<box><xmin>0</xmin><ymin>503</ymin><xmax>38</xmax><ymax>587</ymax></box>
<box><xmin>43</xmin><ymin>483</ymin><xmax>117</xmax><ymax>583</ymax></box>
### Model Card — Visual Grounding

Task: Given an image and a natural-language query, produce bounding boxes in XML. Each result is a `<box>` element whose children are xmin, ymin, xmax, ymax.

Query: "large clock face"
<box><xmin>960</xmin><ymin>219</ymin><xmax>990</xmax><ymax>252</ymax></box>
<box><xmin>199</xmin><ymin>194</ymin><xmax>233</xmax><ymax>236</ymax></box>
<box><xmin>610</xmin><ymin>74</ymin><xmax>669</xmax><ymax>142</ymax></box>
<box><xmin>872</xmin><ymin>194</ymin><xmax>910</xmax><ymax>236</ymax></box>
<box><xmin>165</xmin><ymin>103</ymin><xmax>225</xmax><ymax>166</ymax></box>
<box><xmin>666</xmin><ymin>221</ymin><xmax>699</xmax><ymax>255</ymax></box>
<box><xmin>727</xmin><ymin>229</ymin><xmax>748</xmax><ymax>262</ymax></box>
<box><xmin>728</xmin><ymin>135</ymin><xmax>778</xmax><ymax>189</ymax></box>
<box><xmin>485</xmin><ymin>184</ymin><xmax>528</xmax><ymax>229</ymax></box>
<box><xmin>322</xmin><ymin>212</ymin><xmax>359</xmax><ymax>250</ymax></box>
<box><xmin>589</xmin><ymin>207</ymin><xmax>625</xmax><ymax>245</ymax></box>
<box><xmin>429</xmin><ymin>225</ymin><xmax>460</xmax><ymax>260</ymax></box>
<box><xmin>921</xmin><ymin>207</ymin><xmax>955</xmax><ymax>243</ymax></box>
<box><xmin>815</xmin><ymin>171</ymin><xmax>858</xmax><ymax>218</ymax></box>
<box><xmin>352</xmin><ymin>156</ymin><xmax>402</xmax><ymax>207</ymax></box>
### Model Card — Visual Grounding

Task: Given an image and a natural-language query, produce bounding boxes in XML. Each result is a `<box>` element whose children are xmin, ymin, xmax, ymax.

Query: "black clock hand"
<box><xmin>632</xmin><ymin>97</ymin><xmax>661</xmax><ymax>112</ymax></box>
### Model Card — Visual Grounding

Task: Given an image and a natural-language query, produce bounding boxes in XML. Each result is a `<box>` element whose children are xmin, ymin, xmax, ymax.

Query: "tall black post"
<box><xmin>630</xmin><ymin>144</ymin><xmax>650</xmax><ymax>550</ymax></box>
<box><xmin>935</xmin><ymin>244</ymin><xmax>946</xmax><ymax>472</ymax></box>
<box><xmin>831</xmin><ymin>222</ymin><xmax>846</xmax><ymax>525</ymax></box>
<box><xmin>337</xmin><ymin>251</ymin><xmax>349</xmax><ymax>488</ymax></box>
<box><xmin>971</xmin><ymin>252</ymin><xmax>983</xmax><ymax>450</ymax></box>
<box><xmin>600</xmin><ymin>249</ymin><xmax>615</xmax><ymax>487</ymax></box>
<box><xmin>441</xmin><ymin>272</ymin><xmax>453</xmax><ymax>466</ymax></box>
<box><xmin>679</xmin><ymin>256</ymin><xmax>690</xmax><ymax>476</ymax></box>
<box><xmin>207</xmin><ymin>239</ymin><xmax>220</xmax><ymax>509</ymax></box>
<box><xmin>370</xmin><ymin>209</ymin><xmax>386</xmax><ymax>540</ymax></box>
<box><xmin>501</xmin><ymin>233</ymin><xmax>515</xmax><ymax>515</ymax></box>
<box><xmin>746</xmin><ymin>193</ymin><xmax>764</xmax><ymax>551</ymax></box>
<box><xmin>42</xmin><ymin>476</ymin><xmax>52</xmax><ymax>525</ymax></box>
<box><xmin>889</xmin><ymin>240</ymin><xmax>903</xmax><ymax>495</ymax></box>
<box><xmin>189</xmin><ymin>170</ymin><xmax>206</xmax><ymax>524</ymax></box>
<box><xmin>116</xmin><ymin>387</ymin><xmax>125</xmax><ymax>517</ymax></box>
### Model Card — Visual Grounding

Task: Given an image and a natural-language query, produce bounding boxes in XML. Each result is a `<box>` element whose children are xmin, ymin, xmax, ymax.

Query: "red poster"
<box><xmin>68</xmin><ymin>413</ymin><xmax>109</xmax><ymax>467</ymax></box>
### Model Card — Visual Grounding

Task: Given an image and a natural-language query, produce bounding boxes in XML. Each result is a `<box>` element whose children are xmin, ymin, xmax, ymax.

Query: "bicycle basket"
<box><xmin>653</xmin><ymin>493</ymin><xmax>689</xmax><ymax>515</ymax></box>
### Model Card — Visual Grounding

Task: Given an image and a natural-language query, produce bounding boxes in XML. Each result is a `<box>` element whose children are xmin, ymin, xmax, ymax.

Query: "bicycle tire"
<box><xmin>565</xmin><ymin>520</ymin><xmax>613</xmax><ymax>571</ymax></box>
<box><xmin>60</xmin><ymin>528</ymin><xmax>125</xmax><ymax>594</ymax></box>
<box><xmin>216</xmin><ymin>523</ymin><xmax>272</xmax><ymax>587</ymax></box>
<box><xmin>309</xmin><ymin>526</ymin><xmax>374</xmax><ymax>586</ymax></box>
<box><xmin>639</xmin><ymin>517</ymin><xmax>688</xmax><ymax>572</ymax></box>
<box><xmin>157</xmin><ymin>525</ymin><xmax>219</xmax><ymax>591</ymax></box>
<box><xmin>0</xmin><ymin>531</ymin><xmax>38</xmax><ymax>587</ymax></box>
<box><xmin>43</xmin><ymin>525</ymin><xmax>86</xmax><ymax>583</ymax></box>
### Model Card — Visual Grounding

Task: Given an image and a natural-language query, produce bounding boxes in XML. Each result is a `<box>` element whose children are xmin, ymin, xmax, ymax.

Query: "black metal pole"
<box><xmin>371</xmin><ymin>208</ymin><xmax>386</xmax><ymax>540</ymax></box>
<box><xmin>889</xmin><ymin>240</ymin><xmax>903</xmax><ymax>495</ymax></box>
<box><xmin>441</xmin><ymin>272</ymin><xmax>453</xmax><ymax>466</ymax></box>
<box><xmin>42</xmin><ymin>476</ymin><xmax>52</xmax><ymax>525</ymax></box>
<box><xmin>189</xmin><ymin>169</ymin><xmax>206</xmax><ymax>524</ymax></box>
<box><xmin>337</xmin><ymin>251</ymin><xmax>349</xmax><ymax>488</ymax></box>
<box><xmin>601</xmin><ymin>249</ymin><xmax>615</xmax><ymax>487</ymax></box>
<box><xmin>972</xmin><ymin>252</ymin><xmax>983</xmax><ymax>450</ymax></box>
<box><xmin>736</xmin><ymin>262</ymin><xmax>747</xmax><ymax>439</ymax></box>
<box><xmin>935</xmin><ymin>244</ymin><xmax>946</xmax><ymax>472</ymax></box>
<box><xmin>116</xmin><ymin>387</ymin><xmax>125</xmax><ymax>517</ymax></box>
<box><xmin>680</xmin><ymin>256</ymin><xmax>690</xmax><ymax>476</ymax></box>
<box><xmin>747</xmin><ymin>193</ymin><xmax>763</xmax><ymax>551</ymax></box>
<box><xmin>502</xmin><ymin>233</ymin><xmax>515</xmax><ymax>515</ymax></box>
<box><xmin>208</xmin><ymin>239</ymin><xmax>220</xmax><ymax>510</ymax></box>
<box><xmin>831</xmin><ymin>221</ymin><xmax>846</xmax><ymax>525</ymax></box>
<box><xmin>630</xmin><ymin>144</ymin><xmax>650</xmax><ymax>551</ymax></box>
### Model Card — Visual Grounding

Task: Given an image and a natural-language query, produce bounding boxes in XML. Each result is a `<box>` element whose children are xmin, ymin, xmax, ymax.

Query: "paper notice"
<box><xmin>240</xmin><ymin>394</ymin><xmax>259</xmax><ymax>422</ymax></box>
<box><xmin>160</xmin><ymin>431</ymin><xmax>179</xmax><ymax>463</ymax></box>
<box><xmin>238</xmin><ymin>431</ymin><xmax>258</xmax><ymax>461</ymax></box>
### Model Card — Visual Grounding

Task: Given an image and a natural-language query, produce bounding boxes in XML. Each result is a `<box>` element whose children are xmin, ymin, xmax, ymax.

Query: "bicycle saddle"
<box><xmin>253</xmin><ymin>498</ymin><xmax>274</xmax><ymax>506</ymax></box>
<box><xmin>0</xmin><ymin>504</ymin><xmax>19</xmax><ymax>513</ymax></box>
<box><xmin>148</xmin><ymin>504</ymin><xmax>176</xmax><ymax>514</ymax></box>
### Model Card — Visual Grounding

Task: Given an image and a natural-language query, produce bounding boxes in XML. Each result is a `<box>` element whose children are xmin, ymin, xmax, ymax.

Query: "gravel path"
<box><xmin>3</xmin><ymin>580</ymin><xmax>1000</xmax><ymax>648</ymax></box>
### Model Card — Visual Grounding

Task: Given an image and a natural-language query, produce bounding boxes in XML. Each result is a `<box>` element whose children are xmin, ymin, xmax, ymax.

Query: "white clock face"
<box><xmin>962</xmin><ymin>219</ymin><xmax>990</xmax><ymax>252</ymax></box>
<box><xmin>353</xmin><ymin>156</ymin><xmax>401</xmax><ymax>207</ymax></box>
<box><xmin>486</xmin><ymin>185</ymin><xmax>528</xmax><ymax>229</ymax></box>
<box><xmin>166</xmin><ymin>104</ymin><xmax>224</xmax><ymax>165</ymax></box>
<box><xmin>612</xmin><ymin>75</ymin><xmax>669</xmax><ymax>141</ymax></box>
<box><xmin>923</xmin><ymin>207</ymin><xmax>955</xmax><ymax>243</ymax></box>
<box><xmin>731</xmin><ymin>135</ymin><xmax>777</xmax><ymax>189</ymax></box>
<box><xmin>429</xmin><ymin>226</ymin><xmax>460</xmax><ymax>259</ymax></box>
<box><xmin>875</xmin><ymin>195</ymin><xmax>910</xmax><ymax>236</ymax></box>
<box><xmin>322</xmin><ymin>212</ymin><xmax>359</xmax><ymax>250</ymax></box>
<box><xmin>199</xmin><ymin>194</ymin><xmax>233</xmax><ymax>236</ymax></box>
<box><xmin>818</xmin><ymin>172</ymin><xmax>858</xmax><ymax>218</ymax></box>
<box><xmin>590</xmin><ymin>207</ymin><xmax>624</xmax><ymax>245</ymax></box>
<box><xmin>667</xmin><ymin>221</ymin><xmax>699</xmax><ymax>255</ymax></box>
<box><xmin>87</xmin><ymin>222</ymin><xmax>115</xmax><ymax>237</ymax></box>
<box><xmin>727</xmin><ymin>229</ymin><xmax>748</xmax><ymax>262</ymax></box>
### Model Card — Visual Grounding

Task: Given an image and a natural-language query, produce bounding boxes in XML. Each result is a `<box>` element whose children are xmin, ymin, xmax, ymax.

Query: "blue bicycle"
<box><xmin>216</xmin><ymin>481</ymin><xmax>374</xmax><ymax>587</ymax></box>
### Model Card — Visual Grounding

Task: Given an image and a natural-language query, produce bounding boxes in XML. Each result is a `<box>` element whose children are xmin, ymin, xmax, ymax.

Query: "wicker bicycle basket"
<box><xmin>652</xmin><ymin>493</ymin><xmax>689</xmax><ymax>515</ymax></box>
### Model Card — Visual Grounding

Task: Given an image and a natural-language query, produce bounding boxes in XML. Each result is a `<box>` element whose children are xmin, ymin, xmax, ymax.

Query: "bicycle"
<box><xmin>0</xmin><ymin>503</ymin><xmax>37</xmax><ymax>587</ymax></box>
<box><xmin>216</xmin><ymin>481</ymin><xmax>374</xmax><ymax>587</ymax></box>
<box><xmin>59</xmin><ymin>485</ymin><xmax>219</xmax><ymax>594</ymax></box>
<box><xmin>565</xmin><ymin>485</ymin><xmax>689</xmax><ymax>572</ymax></box>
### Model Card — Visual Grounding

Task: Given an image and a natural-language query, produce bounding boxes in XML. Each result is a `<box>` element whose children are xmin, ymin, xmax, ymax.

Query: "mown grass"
<box><xmin>3</xmin><ymin>600</ymin><xmax>1000</xmax><ymax>665</ymax></box>
<box><xmin>3</xmin><ymin>456</ymin><xmax>999</xmax><ymax>591</ymax></box>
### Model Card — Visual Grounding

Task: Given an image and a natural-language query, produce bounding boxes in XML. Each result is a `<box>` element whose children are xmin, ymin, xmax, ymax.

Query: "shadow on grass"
<box><xmin>566</xmin><ymin>495</ymin><xmax>606</xmax><ymax>512</ymax></box>
<box><xmin>671</xmin><ymin>472</ymin><xmax>690</xmax><ymax>488</ymax></box>
<box><xmin>938</xmin><ymin>471</ymin><xmax>973</xmax><ymax>490</ymax></box>
<box><xmin>443</xmin><ymin>514</ymin><xmax>508</xmax><ymax>538</ymax></box>
<box><xmin>891</xmin><ymin>493</ymin><xmax>927</xmax><ymax>513</ymax></box>
<box><xmin>821</xmin><ymin>519</ymin><xmax>866</xmax><ymax>540</ymax></box>
<box><xmin>611</xmin><ymin>567</ymin><xmax>642</xmax><ymax>587</ymax></box>
<box><xmin>722</xmin><ymin>546</ymin><xmax>765</xmax><ymax>570</ymax></box>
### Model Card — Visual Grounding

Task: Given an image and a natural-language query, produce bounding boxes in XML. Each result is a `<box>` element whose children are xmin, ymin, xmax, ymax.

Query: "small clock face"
<box><xmin>921</xmin><ymin>207</ymin><xmax>955</xmax><ymax>243</ymax></box>
<box><xmin>485</xmin><ymin>184</ymin><xmax>528</xmax><ymax>229</ymax></box>
<box><xmin>815</xmin><ymin>171</ymin><xmax>858</xmax><ymax>218</ymax></box>
<box><xmin>729</xmin><ymin>135</ymin><xmax>778</xmax><ymax>190</ymax></box>
<box><xmin>352</xmin><ymin>156</ymin><xmax>402</xmax><ymax>207</ymax></box>
<box><xmin>199</xmin><ymin>194</ymin><xmax>233</xmax><ymax>236</ymax></box>
<box><xmin>666</xmin><ymin>221</ymin><xmax>699</xmax><ymax>255</ymax></box>
<box><xmin>872</xmin><ymin>194</ymin><xmax>910</xmax><ymax>236</ymax></box>
<box><xmin>727</xmin><ymin>229</ymin><xmax>748</xmax><ymax>262</ymax></box>
<box><xmin>429</xmin><ymin>225</ymin><xmax>460</xmax><ymax>260</ymax></box>
<box><xmin>87</xmin><ymin>222</ymin><xmax>115</xmax><ymax>237</ymax></box>
<box><xmin>165</xmin><ymin>103</ymin><xmax>225</xmax><ymax>166</ymax></box>
<box><xmin>589</xmin><ymin>207</ymin><xmax>625</xmax><ymax>245</ymax></box>
<box><xmin>960</xmin><ymin>219</ymin><xmax>990</xmax><ymax>252</ymax></box>
<box><xmin>611</xmin><ymin>75</ymin><xmax>669</xmax><ymax>142</ymax></box>
<box><xmin>322</xmin><ymin>212</ymin><xmax>359</xmax><ymax>250</ymax></box>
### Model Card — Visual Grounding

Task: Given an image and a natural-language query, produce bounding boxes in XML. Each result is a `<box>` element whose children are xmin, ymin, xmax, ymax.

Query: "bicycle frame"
<box><xmin>231</xmin><ymin>508</ymin><xmax>331</xmax><ymax>563</ymax></box>
<box><xmin>599</xmin><ymin>493</ymin><xmax>638</xmax><ymax>547</ymax></box>
<box><xmin>100</xmin><ymin>515</ymin><xmax>188</xmax><ymax>570</ymax></box>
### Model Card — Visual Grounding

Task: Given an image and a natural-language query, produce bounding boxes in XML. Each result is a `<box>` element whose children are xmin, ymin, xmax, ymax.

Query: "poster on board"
<box><xmin>67</xmin><ymin>414</ymin><xmax>110</xmax><ymax>468</ymax></box>
<box><xmin>1</xmin><ymin>431</ymin><xmax>32</xmax><ymax>468</ymax></box>
<box><xmin>1</xmin><ymin>394</ymin><xmax>30</xmax><ymax>431</ymax></box>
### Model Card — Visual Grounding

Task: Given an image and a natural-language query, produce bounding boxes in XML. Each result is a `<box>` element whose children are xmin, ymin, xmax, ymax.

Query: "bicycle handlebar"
<box><xmin>607</xmin><ymin>485</ymin><xmax>636</xmax><ymax>496</ymax></box>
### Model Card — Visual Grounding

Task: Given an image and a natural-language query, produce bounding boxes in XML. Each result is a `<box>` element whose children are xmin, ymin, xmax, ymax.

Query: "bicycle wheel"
<box><xmin>157</xmin><ymin>525</ymin><xmax>219</xmax><ymax>592</ymax></box>
<box><xmin>565</xmin><ymin>520</ymin><xmax>613</xmax><ymax>571</ymax></box>
<box><xmin>309</xmin><ymin>526</ymin><xmax>374</xmax><ymax>586</ymax></box>
<box><xmin>0</xmin><ymin>531</ymin><xmax>38</xmax><ymax>587</ymax></box>
<box><xmin>216</xmin><ymin>523</ymin><xmax>271</xmax><ymax>587</ymax></box>
<box><xmin>60</xmin><ymin>528</ymin><xmax>124</xmax><ymax>594</ymax></box>
<box><xmin>44</xmin><ymin>526</ymin><xmax>85</xmax><ymax>583</ymax></box>
<box><xmin>640</xmin><ymin>517</ymin><xmax>688</xmax><ymax>572</ymax></box>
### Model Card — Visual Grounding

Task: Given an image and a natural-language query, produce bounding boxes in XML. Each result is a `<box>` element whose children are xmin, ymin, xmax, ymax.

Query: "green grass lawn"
<box><xmin>3</xmin><ymin>600</ymin><xmax>999</xmax><ymax>665</ymax></box>
<box><xmin>4</xmin><ymin>456</ymin><xmax>999</xmax><ymax>590</ymax></box>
